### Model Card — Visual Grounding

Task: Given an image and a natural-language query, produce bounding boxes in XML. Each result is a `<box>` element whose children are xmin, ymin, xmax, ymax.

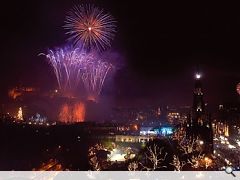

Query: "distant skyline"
<box><xmin>1</xmin><ymin>0</ymin><xmax>240</xmax><ymax>107</ymax></box>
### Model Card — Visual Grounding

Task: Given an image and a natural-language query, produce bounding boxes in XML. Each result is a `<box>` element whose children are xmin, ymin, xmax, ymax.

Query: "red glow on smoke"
<box><xmin>59</xmin><ymin>102</ymin><xmax>85</xmax><ymax>123</ymax></box>
<box><xmin>8</xmin><ymin>87</ymin><xmax>36</xmax><ymax>100</ymax></box>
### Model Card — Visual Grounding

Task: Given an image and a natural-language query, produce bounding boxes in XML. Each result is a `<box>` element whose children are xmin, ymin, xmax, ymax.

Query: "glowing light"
<box><xmin>8</xmin><ymin>87</ymin><xmax>35</xmax><ymax>100</ymax></box>
<box><xmin>73</xmin><ymin>102</ymin><xmax>86</xmax><ymax>122</ymax></box>
<box><xmin>228</xmin><ymin>144</ymin><xmax>236</xmax><ymax>149</ymax></box>
<box><xmin>17</xmin><ymin>107</ymin><xmax>23</xmax><ymax>120</ymax></box>
<box><xmin>160</xmin><ymin>127</ymin><xmax>173</xmax><ymax>135</ymax></box>
<box><xmin>8</xmin><ymin>88</ymin><xmax>22</xmax><ymax>99</ymax></box>
<box><xmin>224</xmin><ymin>124</ymin><xmax>229</xmax><ymax>137</ymax></box>
<box><xmin>107</xmin><ymin>148</ymin><xmax>130</xmax><ymax>162</ymax></box>
<box><xmin>64</xmin><ymin>4</ymin><xmax>116</xmax><ymax>52</ymax></box>
<box><xmin>236</xmin><ymin>82</ymin><xmax>240</xmax><ymax>95</ymax></box>
<box><xmin>157</xmin><ymin>107</ymin><xmax>161</xmax><ymax>116</ymax></box>
<box><xmin>59</xmin><ymin>104</ymin><xmax>71</xmax><ymax>122</ymax></box>
<box><xmin>133</xmin><ymin>124</ymin><xmax>138</xmax><ymax>131</ymax></box>
<box><xmin>196</xmin><ymin>73</ymin><xmax>201</xmax><ymax>79</ymax></box>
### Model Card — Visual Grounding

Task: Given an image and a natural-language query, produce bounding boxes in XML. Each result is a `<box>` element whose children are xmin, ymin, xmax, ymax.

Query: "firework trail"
<box><xmin>82</xmin><ymin>59</ymin><xmax>113</xmax><ymax>101</ymax></box>
<box><xmin>42</xmin><ymin>46</ymin><xmax>91</xmax><ymax>96</ymax></box>
<box><xmin>64</xmin><ymin>4</ymin><xmax>116</xmax><ymax>52</ymax></box>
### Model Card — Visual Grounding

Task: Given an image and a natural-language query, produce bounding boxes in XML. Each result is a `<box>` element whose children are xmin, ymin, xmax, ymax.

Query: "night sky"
<box><xmin>1</xmin><ymin>0</ymin><xmax>240</xmax><ymax>108</ymax></box>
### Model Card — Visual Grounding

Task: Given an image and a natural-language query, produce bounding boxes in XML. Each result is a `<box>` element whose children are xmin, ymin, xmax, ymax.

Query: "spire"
<box><xmin>193</xmin><ymin>70</ymin><xmax>204</xmax><ymax>113</ymax></box>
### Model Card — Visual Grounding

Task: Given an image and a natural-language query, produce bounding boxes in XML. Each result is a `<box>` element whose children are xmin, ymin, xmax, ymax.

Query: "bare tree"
<box><xmin>187</xmin><ymin>153</ymin><xmax>205</xmax><ymax>169</ymax></box>
<box><xmin>88</xmin><ymin>143</ymin><xmax>106</xmax><ymax>171</ymax></box>
<box><xmin>141</xmin><ymin>144</ymin><xmax>168</xmax><ymax>171</ymax></box>
<box><xmin>178</xmin><ymin>137</ymin><xmax>201</xmax><ymax>154</ymax></box>
<box><xmin>89</xmin><ymin>156</ymin><xmax>101</xmax><ymax>171</ymax></box>
<box><xmin>176</xmin><ymin>135</ymin><xmax>211</xmax><ymax>170</ymax></box>
<box><xmin>170</xmin><ymin>155</ymin><xmax>186</xmax><ymax>171</ymax></box>
<box><xmin>128</xmin><ymin>161</ymin><xmax>139</xmax><ymax>171</ymax></box>
<box><xmin>172</xmin><ymin>127</ymin><xmax>186</xmax><ymax>141</ymax></box>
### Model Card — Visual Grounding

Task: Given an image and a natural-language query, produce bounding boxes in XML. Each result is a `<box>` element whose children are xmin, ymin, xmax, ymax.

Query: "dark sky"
<box><xmin>1</xmin><ymin>0</ymin><xmax>240</xmax><ymax>108</ymax></box>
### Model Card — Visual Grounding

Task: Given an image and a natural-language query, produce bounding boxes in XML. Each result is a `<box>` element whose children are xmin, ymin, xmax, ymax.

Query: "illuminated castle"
<box><xmin>186</xmin><ymin>72</ymin><xmax>213</xmax><ymax>154</ymax></box>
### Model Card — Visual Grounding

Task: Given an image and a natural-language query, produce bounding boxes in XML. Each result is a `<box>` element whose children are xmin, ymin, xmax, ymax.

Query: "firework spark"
<box><xmin>64</xmin><ymin>4</ymin><xmax>116</xmax><ymax>52</ymax></box>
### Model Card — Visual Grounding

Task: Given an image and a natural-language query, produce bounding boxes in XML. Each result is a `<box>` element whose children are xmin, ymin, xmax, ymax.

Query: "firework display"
<box><xmin>64</xmin><ymin>4</ymin><xmax>116</xmax><ymax>52</ymax></box>
<box><xmin>43</xmin><ymin>47</ymin><xmax>113</xmax><ymax>100</ymax></box>
<box><xmin>41</xmin><ymin>3</ymin><xmax>116</xmax><ymax>123</ymax></box>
